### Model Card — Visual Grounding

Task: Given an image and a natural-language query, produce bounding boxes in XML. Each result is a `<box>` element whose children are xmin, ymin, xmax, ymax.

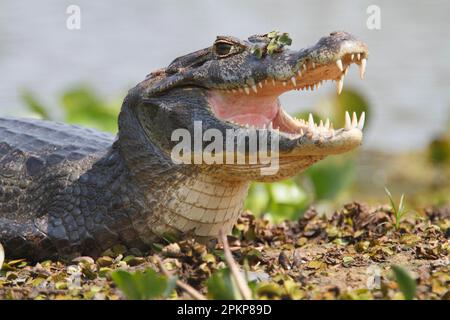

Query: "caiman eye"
<box><xmin>214</xmin><ymin>41</ymin><xmax>233</xmax><ymax>57</ymax></box>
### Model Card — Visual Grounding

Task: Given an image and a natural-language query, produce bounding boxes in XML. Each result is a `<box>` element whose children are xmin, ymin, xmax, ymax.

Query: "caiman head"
<box><xmin>117</xmin><ymin>31</ymin><xmax>368</xmax><ymax>238</ymax></box>
<box><xmin>121</xmin><ymin>31</ymin><xmax>368</xmax><ymax>183</ymax></box>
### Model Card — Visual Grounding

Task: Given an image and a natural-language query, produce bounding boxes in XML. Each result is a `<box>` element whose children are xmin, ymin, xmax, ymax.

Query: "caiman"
<box><xmin>0</xmin><ymin>31</ymin><xmax>368</xmax><ymax>260</ymax></box>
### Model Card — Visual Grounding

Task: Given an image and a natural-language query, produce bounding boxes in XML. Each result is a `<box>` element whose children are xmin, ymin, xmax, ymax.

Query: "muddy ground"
<box><xmin>0</xmin><ymin>202</ymin><xmax>448</xmax><ymax>300</ymax></box>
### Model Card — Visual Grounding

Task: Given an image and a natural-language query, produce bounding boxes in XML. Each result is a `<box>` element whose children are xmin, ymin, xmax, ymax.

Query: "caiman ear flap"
<box><xmin>166</xmin><ymin>47</ymin><xmax>211</xmax><ymax>74</ymax></box>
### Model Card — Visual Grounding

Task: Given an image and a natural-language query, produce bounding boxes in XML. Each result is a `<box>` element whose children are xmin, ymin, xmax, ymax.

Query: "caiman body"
<box><xmin>0</xmin><ymin>31</ymin><xmax>368</xmax><ymax>259</ymax></box>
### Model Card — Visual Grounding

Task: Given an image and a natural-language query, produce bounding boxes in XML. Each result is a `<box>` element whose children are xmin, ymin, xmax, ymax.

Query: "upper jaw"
<box><xmin>204</xmin><ymin>32</ymin><xmax>368</xmax><ymax>157</ymax></box>
<box><xmin>215</xmin><ymin>32</ymin><xmax>368</xmax><ymax>96</ymax></box>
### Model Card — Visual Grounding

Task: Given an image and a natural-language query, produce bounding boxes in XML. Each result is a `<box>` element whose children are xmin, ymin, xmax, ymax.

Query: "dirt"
<box><xmin>0</xmin><ymin>202</ymin><xmax>448</xmax><ymax>300</ymax></box>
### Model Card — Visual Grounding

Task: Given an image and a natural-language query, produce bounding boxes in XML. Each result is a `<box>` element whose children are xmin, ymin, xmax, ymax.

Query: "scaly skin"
<box><xmin>0</xmin><ymin>31</ymin><xmax>368</xmax><ymax>260</ymax></box>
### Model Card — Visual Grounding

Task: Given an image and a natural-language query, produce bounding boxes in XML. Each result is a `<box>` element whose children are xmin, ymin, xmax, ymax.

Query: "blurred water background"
<box><xmin>1</xmin><ymin>0</ymin><xmax>449</xmax><ymax>152</ymax></box>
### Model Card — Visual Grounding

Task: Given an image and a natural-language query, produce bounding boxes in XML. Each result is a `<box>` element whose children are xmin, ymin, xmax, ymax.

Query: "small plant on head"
<box><xmin>384</xmin><ymin>187</ymin><xmax>411</xmax><ymax>230</ymax></box>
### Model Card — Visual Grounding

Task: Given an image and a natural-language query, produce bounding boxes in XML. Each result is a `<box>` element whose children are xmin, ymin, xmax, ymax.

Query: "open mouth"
<box><xmin>208</xmin><ymin>51</ymin><xmax>368</xmax><ymax>140</ymax></box>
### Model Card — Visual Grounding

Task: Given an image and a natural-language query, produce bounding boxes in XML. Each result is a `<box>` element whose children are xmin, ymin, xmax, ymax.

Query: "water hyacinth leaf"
<box><xmin>251</xmin><ymin>46</ymin><xmax>263</xmax><ymax>59</ymax></box>
<box><xmin>277</xmin><ymin>33</ymin><xmax>292</xmax><ymax>46</ymax></box>
<box><xmin>392</xmin><ymin>265</ymin><xmax>416</xmax><ymax>300</ymax></box>
<box><xmin>267</xmin><ymin>31</ymin><xmax>279</xmax><ymax>39</ymax></box>
<box><xmin>267</xmin><ymin>40</ymin><xmax>279</xmax><ymax>55</ymax></box>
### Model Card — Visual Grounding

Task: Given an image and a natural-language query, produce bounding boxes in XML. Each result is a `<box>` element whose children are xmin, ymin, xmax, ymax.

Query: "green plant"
<box><xmin>111</xmin><ymin>268</ymin><xmax>177</xmax><ymax>300</ymax></box>
<box><xmin>206</xmin><ymin>268</ymin><xmax>241</xmax><ymax>300</ymax></box>
<box><xmin>384</xmin><ymin>187</ymin><xmax>411</xmax><ymax>230</ymax></box>
<box><xmin>245</xmin><ymin>180</ymin><xmax>310</xmax><ymax>222</ymax></box>
<box><xmin>21</xmin><ymin>86</ymin><xmax>121</xmax><ymax>133</ymax></box>
<box><xmin>391</xmin><ymin>265</ymin><xmax>416</xmax><ymax>300</ymax></box>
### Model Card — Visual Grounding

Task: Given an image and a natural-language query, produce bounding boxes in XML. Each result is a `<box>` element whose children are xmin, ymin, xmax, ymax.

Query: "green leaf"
<box><xmin>60</xmin><ymin>86</ymin><xmax>119</xmax><ymax>133</ymax></box>
<box><xmin>267</xmin><ymin>31</ymin><xmax>279</xmax><ymax>39</ymax></box>
<box><xmin>111</xmin><ymin>268</ymin><xmax>175</xmax><ymax>300</ymax></box>
<box><xmin>111</xmin><ymin>270</ymin><xmax>142</xmax><ymax>300</ymax></box>
<box><xmin>392</xmin><ymin>265</ymin><xmax>416</xmax><ymax>300</ymax></box>
<box><xmin>304</xmin><ymin>155</ymin><xmax>356</xmax><ymax>201</ymax></box>
<box><xmin>398</xmin><ymin>194</ymin><xmax>405</xmax><ymax>213</ymax></box>
<box><xmin>207</xmin><ymin>268</ymin><xmax>240</xmax><ymax>300</ymax></box>
<box><xmin>267</xmin><ymin>40</ymin><xmax>279</xmax><ymax>55</ymax></box>
<box><xmin>269</xmin><ymin>180</ymin><xmax>306</xmax><ymax>205</ymax></box>
<box><xmin>251</xmin><ymin>46</ymin><xmax>263</xmax><ymax>59</ymax></box>
<box><xmin>384</xmin><ymin>187</ymin><xmax>397</xmax><ymax>214</ymax></box>
<box><xmin>244</xmin><ymin>183</ymin><xmax>270</xmax><ymax>215</ymax></box>
<box><xmin>277</xmin><ymin>33</ymin><xmax>292</xmax><ymax>46</ymax></box>
<box><xmin>20</xmin><ymin>90</ymin><xmax>50</xmax><ymax>119</ymax></box>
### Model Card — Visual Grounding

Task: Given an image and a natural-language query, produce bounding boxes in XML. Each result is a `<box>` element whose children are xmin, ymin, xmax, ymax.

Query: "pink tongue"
<box><xmin>226</xmin><ymin>114</ymin><xmax>271</xmax><ymax>128</ymax></box>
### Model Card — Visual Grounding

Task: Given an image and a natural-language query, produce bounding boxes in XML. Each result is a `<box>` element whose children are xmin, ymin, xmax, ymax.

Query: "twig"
<box><xmin>0</xmin><ymin>243</ymin><xmax>4</xmax><ymax>271</ymax></box>
<box><xmin>218</xmin><ymin>228</ymin><xmax>252</xmax><ymax>300</ymax></box>
<box><xmin>155</xmin><ymin>255</ymin><xmax>207</xmax><ymax>300</ymax></box>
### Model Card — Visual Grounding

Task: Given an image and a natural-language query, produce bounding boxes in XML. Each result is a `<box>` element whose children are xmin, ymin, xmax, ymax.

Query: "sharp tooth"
<box><xmin>302</xmin><ymin>64</ymin><xmax>307</xmax><ymax>71</ymax></box>
<box><xmin>244</xmin><ymin>87</ymin><xmax>250</xmax><ymax>95</ymax></box>
<box><xmin>336</xmin><ymin>59</ymin><xmax>343</xmax><ymax>71</ymax></box>
<box><xmin>291</xmin><ymin>77</ymin><xmax>297</xmax><ymax>86</ymax></box>
<box><xmin>352</xmin><ymin>112</ymin><xmax>358</xmax><ymax>127</ymax></box>
<box><xmin>309</xmin><ymin>85</ymin><xmax>314</xmax><ymax>91</ymax></box>
<box><xmin>357</xmin><ymin>53</ymin><xmax>361</xmax><ymax>60</ymax></box>
<box><xmin>300</xmin><ymin>128</ymin><xmax>304</xmax><ymax>135</ymax></box>
<box><xmin>298</xmin><ymin>70</ymin><xmax>302</xmax><ymax>77</ymax></box>
<box><xmin>251</xmin><ymin>84</ymin><xmax>258</xmax><ymax>93</ymax></box>
<box><xmin>358</xmin><ymin>112</ymin><xmax>365</xmax><ymax>130</ymax></box>
<box><xmin>272</xmin><ymin>79</ymin><xmax>276</xmax><ymax>86</ymax></box>
<box><xmin>316</xmin><ymin>82</ymin><xmax>321</xmax><ymax>89</ymax></box>
<box><xmin>325</xmin><ymin>118</ymin><xmax>330</xmax><ymax>129</ymax></box>
<box><xmin>308</xmin><ymin>113</ymin><xmax>315</xmax><ymax>130</ymax></box>
<box><xmin>311</xmin><ymin>62</ymin><xmax>316</xmax><ymax>69</ymax></box>
<box><xmin>238</xmin><ymin>88</ymin><xmax>243</xmax><ymax>93</ymax></box>
<box><xmin>345</xmin><ymin>111</ymin><xmax>352</xmax><ymax>130</ymax></box>
<box><xmin>258</xmin><ymin>82</ymin><xmax>263</xmax><ymax>88</ymax></box>
<box><xmin>245</xmin><ymin>123</ymin><xmax>250</xmax><ymax>128</ymax></box>
<box><xmin>232</xmin><ymin>89</ymin><xmax>237</xmax><ymax>93</ymax></box>
<box><xmin>283</xmin><ymin>81</ymin><xmax>287</xmax><ymax>86</ymax></box>
<box><xmin>336</xmin><ymin>77</ymin><xmax>344</xmax><ymax>95</ymax></box>
<box><xmin>351</xmin><ymin>54</ymin><xmax>355</xmax><ymax>61</ymax></box>
<box><xmin>330</xmin><ymin>122</ymin><xmax>334</xmax><ymax>130</ymax></box>
<box><xmin>268</xmin><ymin>122</ymin><xmax>273</xmax><ymax>130</ymax></box>
<box><xmin>264</xmin><ymin>79</ymin><xmax>268</xmax><ymax>85</ymax></box>
<box><xmin>359</xmin><ymin>58</ymin><xmax>367</xmax><ymax>80</ymax></box>
<box><xmin>330</xmin><ymin>128</ymin><xmax>335</xmax><ymax>137</ymax></box>
<box><xmin>319</xmin><ymin>120</ymin><xmax>324</xmax><ymax>128</ymax></box>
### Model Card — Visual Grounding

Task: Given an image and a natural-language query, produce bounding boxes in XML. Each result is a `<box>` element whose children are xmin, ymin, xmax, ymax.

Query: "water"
<box><xmin>1</xmin><ymin>0</ymin><xmax>449</xmax><ymax>151</ymax></box>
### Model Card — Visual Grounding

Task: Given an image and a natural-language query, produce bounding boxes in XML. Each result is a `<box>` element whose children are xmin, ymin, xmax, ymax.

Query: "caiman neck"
<box><xmin>116</xmin><ymin>90</ymin><xmax>249</xmax><ymax>241</ymax></box>
<box><xmin>150</xmin><ymin>170</ymin><xmax>250</xmax><ymax>240</ymax></box>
